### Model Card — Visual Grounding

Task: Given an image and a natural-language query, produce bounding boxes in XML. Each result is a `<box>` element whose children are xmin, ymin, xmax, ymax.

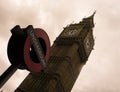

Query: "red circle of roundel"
<box><xmin>24</xmin><ymin>28</ymin><xmax>50</xmax><ymax>72</ymax></box>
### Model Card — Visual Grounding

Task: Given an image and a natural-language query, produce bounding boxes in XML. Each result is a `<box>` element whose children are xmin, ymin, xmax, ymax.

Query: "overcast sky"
<box><xmin>0</xmin><ymin>0</ymin><xmax>120</xmax><ymax>92</ymax></box>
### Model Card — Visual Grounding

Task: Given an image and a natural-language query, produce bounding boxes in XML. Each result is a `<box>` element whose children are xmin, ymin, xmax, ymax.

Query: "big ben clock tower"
<box><xmin>15</xmin><ymin>13</ymin><xmax>95</xmax><ymax>92</ymax></box>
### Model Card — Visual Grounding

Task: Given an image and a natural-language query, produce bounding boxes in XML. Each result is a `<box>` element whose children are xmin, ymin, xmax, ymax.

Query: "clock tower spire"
<box><xmin>15</xmin><ymin>13</ymin><xmax>95</xmax><ymax>92</ymax></box>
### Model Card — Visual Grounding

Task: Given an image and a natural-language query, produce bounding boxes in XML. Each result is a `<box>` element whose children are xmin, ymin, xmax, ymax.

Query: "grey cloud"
<box><xmin>0</xmin><ymin>0</ymin><xmax>41</xmax><ymax>38</ymax></box>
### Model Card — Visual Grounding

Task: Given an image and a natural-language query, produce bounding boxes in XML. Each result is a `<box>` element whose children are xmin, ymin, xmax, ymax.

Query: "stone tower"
<box><xmin>15</xmin><ymin>13</ymin><xmax>95</xmax><ymax>92</ymax></box>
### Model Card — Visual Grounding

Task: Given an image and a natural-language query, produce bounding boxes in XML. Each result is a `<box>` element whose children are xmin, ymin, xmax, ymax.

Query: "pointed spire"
<box><xmin>81</xmin><ymin>11</ymin><xmax>96</xmax><ymax>27</ymax></box>
<box><xmin>87</xmin><ymin>11</ymin><xmax>96</xmax><ymax>19</ymax></box>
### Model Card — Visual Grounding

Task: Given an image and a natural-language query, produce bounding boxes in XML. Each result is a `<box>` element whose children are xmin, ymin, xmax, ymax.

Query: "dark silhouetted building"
<box><xmin>15</xmin><ymin>13</ymin><xmax>95</xmax><ymax>92</ymax></box>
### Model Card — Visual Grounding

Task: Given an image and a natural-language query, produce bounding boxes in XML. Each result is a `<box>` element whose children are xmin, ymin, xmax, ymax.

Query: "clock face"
<box><xmin>84</xmin><ymin>32</ymin><xmax>94</xmax><ymax>56</ymax></box>
<box><xmin>67</xmin><ymin>29</ymin><xmax>78</xmax><ymax>36</ymax></box>
<box><xmin>85</xmin><ymin>38</ymin><xmax>91</xmax><ymax>49</ymax></box>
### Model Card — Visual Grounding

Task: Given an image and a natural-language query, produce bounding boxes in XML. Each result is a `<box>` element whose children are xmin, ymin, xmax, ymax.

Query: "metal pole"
<box><xmin>0</xmin><ymin>65</ymin><xmax>18</xmax><ymax>88</ymax></box>
<box><xmin>26</xmin><ymin>25</ymin><xmax>47</xmax><ymax>70</ymax></box>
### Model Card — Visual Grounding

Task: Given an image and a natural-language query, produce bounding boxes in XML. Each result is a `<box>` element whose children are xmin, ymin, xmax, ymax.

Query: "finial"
<box><xmin>89</xmin><ymin>11</ymin><xmax>96</xmax><ymax>18</ymax></box>
<box><xmin>93</xmin><ymin>10</ymin><xmax>96</xmax><ymax>15</ymax></box>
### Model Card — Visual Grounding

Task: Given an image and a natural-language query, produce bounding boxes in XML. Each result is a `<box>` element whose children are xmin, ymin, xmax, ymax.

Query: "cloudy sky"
<box><xmin>0</xmin><ymin>0</ymin><xmax>120</xmax><ymax>92</ymax></box>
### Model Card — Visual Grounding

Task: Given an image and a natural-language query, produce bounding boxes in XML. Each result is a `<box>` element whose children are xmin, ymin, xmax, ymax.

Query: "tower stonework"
<box><xmin>15</xmin><ymin>14</ymin><xmax>95</xmax><ymax>92</ymax></box>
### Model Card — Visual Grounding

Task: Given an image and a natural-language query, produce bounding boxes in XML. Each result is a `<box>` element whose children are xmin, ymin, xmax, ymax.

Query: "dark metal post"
<box><xmin>0</xmin><ymin>65</ymin><xmax>18</xmax><ymax>88</ymax></box>
<box><xmin>26</xmin><ymin>25</ymin><xmax>47</xmax><ymax>70</ymax></box>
